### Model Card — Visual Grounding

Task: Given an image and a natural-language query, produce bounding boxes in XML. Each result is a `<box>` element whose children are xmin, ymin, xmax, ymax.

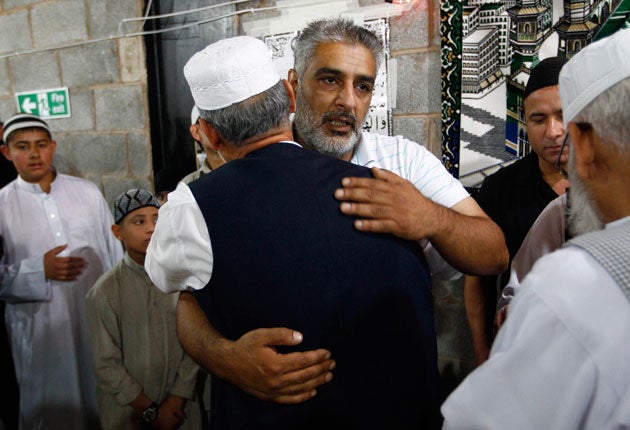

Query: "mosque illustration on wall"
<box><xmin>442</xmin><ymin>0</ymin><xmax>630</xmax><ymax>187</ymax></box>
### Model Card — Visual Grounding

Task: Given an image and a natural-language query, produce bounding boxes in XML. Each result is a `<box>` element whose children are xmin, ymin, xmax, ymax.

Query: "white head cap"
<box><xmin>190</xmin><ymin>106</ymin><xmax>200</xmax><ymax>125</ymax></box>
<box><xmin>184</xmin><ymin>36</ymin><xmax>280</xmax><ymax>111</ymax></box>
<box><xmin>559</xmin><ymin>28</ymin><xmax>630</xmax><ymax>129</ymax></box>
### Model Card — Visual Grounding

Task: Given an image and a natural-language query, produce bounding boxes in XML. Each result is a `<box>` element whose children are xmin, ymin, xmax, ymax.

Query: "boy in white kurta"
<box><xmin>86</xmin><ymin>189</ymin><xmax>202</xmax><ymax>430</ymax></box>
<box><xmin>0</xmin><ymin>114</ymin><xmax>123</xmax><ymax>430</ymax></box>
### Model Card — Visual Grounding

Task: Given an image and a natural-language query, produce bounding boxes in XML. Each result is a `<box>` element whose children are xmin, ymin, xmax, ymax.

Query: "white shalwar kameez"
<box><xmin>442</xmin><ymin>217</ymin><xmax>630</xmax><ymax>429</ymax></box>
<box><xmin>0</xmin><ymin>173</ymin><xmax>123</xmax><ymax>430</ymax></box>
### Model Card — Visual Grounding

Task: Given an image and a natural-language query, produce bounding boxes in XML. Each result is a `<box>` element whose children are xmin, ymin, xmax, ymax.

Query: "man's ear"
<box><xmin>189</xmin><ymin>124</ymin><xmax>202</xmax><ymax>143</ymax></box>
<box><xmin>568</xmin><ymin>122</ymin><xmax>596</xmax><ymax>181</ymax></box>
<box><xmin>282</xmin><ymin>79</ymin><xmax>297</xmax><ymax>114</ymax></box>
<box><xmin>288</xmin><ymin>69</ymin><xmax>299</xmax><ymax>94</ymax></box>
<box><xmin>111</xmin><ymin>223</ymin><xmax>123</xmax><ymax>241</ymax></box>
<box><xmin>198</xmin><ymin>119</ymin><xmax>222</xmax><ymax>152</ymax></box>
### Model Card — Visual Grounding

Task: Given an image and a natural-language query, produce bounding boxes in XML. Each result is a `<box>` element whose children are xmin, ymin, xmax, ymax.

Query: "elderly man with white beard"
<box><xmin>441</xmin><ymin>27</ymin><xmax>630</xmax><ymax>429</ymax></box>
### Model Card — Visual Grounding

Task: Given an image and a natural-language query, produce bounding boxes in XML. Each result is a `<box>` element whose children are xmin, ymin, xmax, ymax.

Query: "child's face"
<box><xmin>112</xmin><ymin>206</ymin><xmax>159</xmax><ymax>264</ymax></box>
<box><xmin>1</xmin><ymin>129</ymin><xmax>56</xmax><ymax>185</ymax></box>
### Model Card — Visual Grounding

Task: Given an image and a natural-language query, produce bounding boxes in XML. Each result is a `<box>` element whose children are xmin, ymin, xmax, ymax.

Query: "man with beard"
<box><xmin>148</xmin><ymin>35</ymin><xmax>442</xmax><ymax>428</ymax></box>
<box><xmin>441</xmin><ymin>28</ymin><xmax>630</xmax><ymax>428</ymax></box>
<box><xmin>291</xmin><ymin>18</ymin><xmax>507</xmax><ymax>279</ymax></box>
<box><xmin>161</xmin><ymin>18</ymin><xmax>507</xmax><ymax>408</ymax></box>
<box><xmin>463</xmin><ymin>57</ymin><xmax>571</xmax><ymax>365</ymax></box>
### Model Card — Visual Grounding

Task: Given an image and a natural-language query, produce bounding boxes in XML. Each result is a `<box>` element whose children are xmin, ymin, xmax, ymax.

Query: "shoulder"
<box><xmin>87</xmin><ymin>261</ymin><xmax>125</xmax><ymax>301</ymax></box>
<box><xmin>490</xmin><ymin>153</ymin><xmax>539</xmax><ymax>181</ymax></box>
<box><xmin>358</xmin><ymin>132</ymin><xmax>432</xmax><ymax>158</ymax></box>
<box><xmin>355</xmin><ymin>132</ymin><xmax>440</xmax><ymax>174</ymax></box>
<box><xmin>518</xmin><ymin>247</ymin><xmax>628</xmax><ymax>332</ymax></box>
<box><xmin>181</xmin><ymin>169</ymin><xmax>201</xmax><ymax>185</ymax></box>
<box><xmin>0</xmin><ymin>181</ymin><xmax>16</xmax><ymax>202</ymax></box>
<box><xmin>56</xmin><ymin>173</ymin><xmax>104</xmax><ymax>197</ymax></box>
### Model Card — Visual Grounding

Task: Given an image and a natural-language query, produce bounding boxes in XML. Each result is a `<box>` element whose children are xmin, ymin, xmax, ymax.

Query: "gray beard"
<box><xmin>293</xmin><ymin>88</ymin><xmax>360</xmax><ymax>159</ymax></box>
<box><xmin>567</xmin><ymin>151</ymin><xmax>604</xmax><ymax>237</ymax></box>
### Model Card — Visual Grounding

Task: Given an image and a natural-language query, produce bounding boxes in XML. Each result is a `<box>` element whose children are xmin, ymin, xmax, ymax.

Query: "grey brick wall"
<box><xmin>0</xmin><ymin>0</ymin><xmax>149</xmax><ymax>206</ymax></box>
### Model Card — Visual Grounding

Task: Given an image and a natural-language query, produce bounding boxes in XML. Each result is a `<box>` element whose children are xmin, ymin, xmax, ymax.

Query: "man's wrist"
<box><xmin>141</xmin><ymin>401</ymin><xmax>159</xmax><ymax>422</ymax></box>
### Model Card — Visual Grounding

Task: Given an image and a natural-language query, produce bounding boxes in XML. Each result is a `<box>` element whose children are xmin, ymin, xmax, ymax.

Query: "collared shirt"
<box><xmin>442</xmin><ymin>217</ymin><xmax>630</xmax><ymax>429</ymax></box>
<box><xmin>86</xmin><ymin>253</ymin><xmax>202</xmax><ymax>430</ymax></box>
<box><xmin>0</xmin><ymin>172</ymin><xmax>123</xmax><ymax>429</ymax></box>
<box><xmin>181</xmin><ymin>160</ymin><xmax>213</xmax><ymax>185</ymax></box>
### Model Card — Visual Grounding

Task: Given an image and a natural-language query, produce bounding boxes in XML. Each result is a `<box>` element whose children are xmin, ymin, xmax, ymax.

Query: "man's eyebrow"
<box><xmin>314</xmin><ymin>67</ymin><xmax>375</xmax><ymax>84</ymax></box>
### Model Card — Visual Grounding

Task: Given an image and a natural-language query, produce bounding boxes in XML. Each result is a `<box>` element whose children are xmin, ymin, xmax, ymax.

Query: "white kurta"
<box><xmin>442</xmin><ymin>217</ymin><xmax>630</xmax><ymax>429</ymax></box>
<box><xmin>0</xmin><ymin>173</ymin><xmax>123</xmax><ymax>430</ymax></box>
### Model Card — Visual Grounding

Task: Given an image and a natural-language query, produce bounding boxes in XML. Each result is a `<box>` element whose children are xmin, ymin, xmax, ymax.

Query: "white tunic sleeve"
<box><xmin>145</xmin><ymin>182</ymin><xmax>214</xmax><ymax>293</ymax></box>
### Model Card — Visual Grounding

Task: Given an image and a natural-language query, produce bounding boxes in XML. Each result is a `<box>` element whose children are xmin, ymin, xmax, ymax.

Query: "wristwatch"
<box><xmin>141</xmin><ymin>402</ymin><xmax>159</xmax><ymax>422</ymax></box>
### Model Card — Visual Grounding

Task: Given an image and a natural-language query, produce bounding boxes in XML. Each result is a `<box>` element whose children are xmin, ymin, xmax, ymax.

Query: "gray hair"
<box><xmin>198</xmin><ymin>81</ymin><xmax>291</xmax><ymax>147</ymax></box>
<box><xmin>571</xmin><ymin>77</ymin><xmax>630</xmax><ymax>153</ymax></box>
<box><xmin>292</xmin><ymin>18</ymin><xmax>384</xmax><ymax>79</ymax></box>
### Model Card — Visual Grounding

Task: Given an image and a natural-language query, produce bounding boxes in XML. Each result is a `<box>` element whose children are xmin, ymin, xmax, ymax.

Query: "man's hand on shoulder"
<box><xmin>335</xmin><ymin>167</ymin><xmax>437</xmax><ymax>241</ymax></box>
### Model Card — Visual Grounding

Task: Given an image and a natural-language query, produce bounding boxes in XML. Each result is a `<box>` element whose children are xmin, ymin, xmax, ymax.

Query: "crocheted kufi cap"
<box><xmin>184</xmin><ymin>36</ymin><xmax>280</xmax><ymax>111</ymax></box>
<box><xmin>114</xmin><ymin>188</ymin><xmax>160</xmax><ymax>224</ymax></box>
<box><xmin>559</xmin><ymin>28</ymin><xmax>630</xmax><ymax>128</ymax></box>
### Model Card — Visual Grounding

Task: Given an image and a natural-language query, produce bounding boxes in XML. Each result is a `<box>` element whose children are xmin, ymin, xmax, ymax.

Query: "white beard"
<box><xmin>567</xmin><ymin>151</ymin><xmax>604</xmax><ymax>237</ymax></box>
<box><xmin>293</xmin><ymin>87</ymin><xmax>360</xmax><ymax>159</ymax></box>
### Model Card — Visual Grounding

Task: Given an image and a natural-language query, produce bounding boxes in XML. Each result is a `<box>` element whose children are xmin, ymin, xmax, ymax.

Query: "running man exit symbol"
<box><xmin>15</xmin><ymin>87</ymin><xmax>71</xmax><ymax>119</ymax></box>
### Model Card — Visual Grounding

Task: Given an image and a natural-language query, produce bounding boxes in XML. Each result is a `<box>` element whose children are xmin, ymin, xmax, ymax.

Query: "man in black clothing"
<box><xmin>464</xmin><ymin>57</ymin><xmax>571</xmax><ymax>364</ymax></box>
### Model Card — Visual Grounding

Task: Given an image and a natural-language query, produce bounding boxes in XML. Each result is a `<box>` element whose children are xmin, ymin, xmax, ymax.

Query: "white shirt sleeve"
<box><xmin>145</xmin><ymin>182</ymin><xmax>213</xmax><ymax>293</ymax></box>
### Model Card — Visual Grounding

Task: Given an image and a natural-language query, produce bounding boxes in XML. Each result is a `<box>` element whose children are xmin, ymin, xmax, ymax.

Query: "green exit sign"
<box><xmin>15</xmin><ymin>87</ymin><xmax>71</xmax><ymax>119</ymax></box>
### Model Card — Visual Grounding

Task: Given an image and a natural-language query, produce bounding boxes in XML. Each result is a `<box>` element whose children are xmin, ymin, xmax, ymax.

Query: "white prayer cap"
<box><xmin>184</xmin><ymin>36</ymin><xmax>280</xmax><ymax>111</ymax></box>
<box><xmin>190</xmin><ymin>106</ymin><xmax>200</xmax><ymax>125</ymax></box>
<box><xmin>560</xmin><ymin>28</ymin><xmax>630</xmax><ymax>128</ymax></box>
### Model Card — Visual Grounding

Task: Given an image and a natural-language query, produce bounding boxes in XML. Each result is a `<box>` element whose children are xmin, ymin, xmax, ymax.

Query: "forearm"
<box><xmin>176</xmin><ymin>291</ymin><xmax>234</xmax><ymax>381</ymax></box>
<box><xmin>464</xmin><ymin>275</ymin><xmax>495</xmax><ymax>365</ymax></box>
<box><xmin>427</xmin><ymin>203</ymin><xmax>508</xmax><ymax>275</ymax></box>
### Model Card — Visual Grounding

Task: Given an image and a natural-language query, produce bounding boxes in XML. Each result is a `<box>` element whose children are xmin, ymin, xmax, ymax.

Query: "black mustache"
<box><xmin>321</xmin><ymin>111</ymin><xmax>357</xmax><ymax>126</ymax></box>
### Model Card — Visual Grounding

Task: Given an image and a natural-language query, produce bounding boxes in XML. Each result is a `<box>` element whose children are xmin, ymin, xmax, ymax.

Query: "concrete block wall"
<box><xmin>0</xmin><ymin>0</ymin><xmax>152</xmax><ymax>206</ymax></box>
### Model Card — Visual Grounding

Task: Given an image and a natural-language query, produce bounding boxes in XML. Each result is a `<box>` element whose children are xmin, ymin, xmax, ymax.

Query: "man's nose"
<box><xmin>335</xmin><ymin>82</ymin><xmax>356</xmax><ymax>112</ymax></box>
<box><xmin>29</xmin><ymin>145</ymin><xmax>40</xmax><ymax>158</ymax></box>
<box><xmin>546</xmin><ymin>116</ymin><xmax>564</xmax><ymax>140</ymax></box>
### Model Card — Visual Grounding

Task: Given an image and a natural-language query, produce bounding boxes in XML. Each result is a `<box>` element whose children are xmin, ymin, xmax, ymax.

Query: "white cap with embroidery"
<box><xmin>184</xmin><ymin>36</ymin><xmax>280</xmax><ymax>111</ymax></box>
<box><xmin>559</xmin><ymin>28</ymin><xmax>630</xmax><ymax>128</ymax></box>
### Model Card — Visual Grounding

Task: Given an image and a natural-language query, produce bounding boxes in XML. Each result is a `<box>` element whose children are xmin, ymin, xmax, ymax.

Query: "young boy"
<box><xmin>0</xmin><ymin>113</ymin><xmax>123</xmax><ymax>429</ymax></box>
<box><xmin>86</xmin><ymin>189</ymin><xmax>203</xmax><ymax>430</ymax></box>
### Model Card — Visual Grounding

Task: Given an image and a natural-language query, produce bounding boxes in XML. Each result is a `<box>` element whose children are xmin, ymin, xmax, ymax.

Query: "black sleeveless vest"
<box><xmin>189</xmin><ymin>142</ymin><xmax>441</xmax><ymax>429</ymax></box>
